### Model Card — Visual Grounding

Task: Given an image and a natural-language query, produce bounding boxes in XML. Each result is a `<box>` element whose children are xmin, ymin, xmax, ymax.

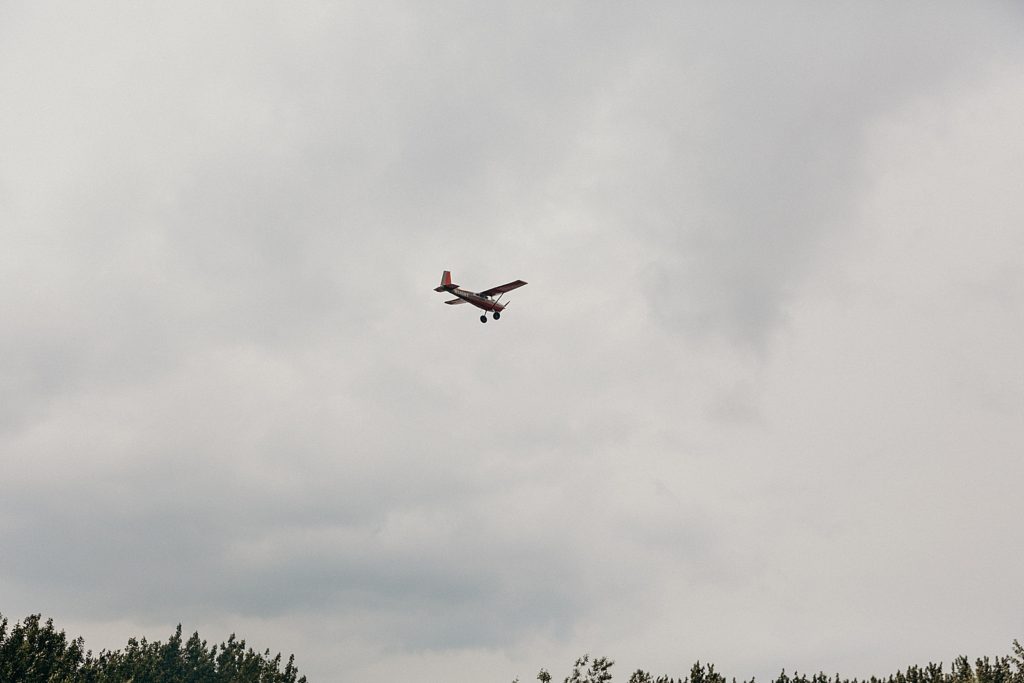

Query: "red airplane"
<box><xmin>434</xmin><ymin>271</ymin><xmax>528</xmax><ymax>323</ymax></box>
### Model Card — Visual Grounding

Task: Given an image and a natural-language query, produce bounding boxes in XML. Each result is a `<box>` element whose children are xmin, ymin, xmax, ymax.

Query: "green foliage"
<box><xmin>565</xmin><ymin>655</ymin><xmax>615</xmax><ymax>683</ymax></box>
<box><xmin>627</xmin><ymin>670</ymin><xmax>653</xmax><ymax>683</ymax></box>
<box><xmin>0</xmin><ymin>613</ymin><xmax>86</xmax><ymax>683</ymax></box>
<box><xmin>0</xmin><ymin>612</ymin><xmax>305</xmax><ymax>683</ymax></box>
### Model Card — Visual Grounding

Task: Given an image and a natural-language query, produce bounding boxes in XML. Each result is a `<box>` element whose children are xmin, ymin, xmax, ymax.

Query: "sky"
<box><xmin>2</xmin><ymin>2</ymin><xmax>1024</xmax><ymax>681</ymax></box>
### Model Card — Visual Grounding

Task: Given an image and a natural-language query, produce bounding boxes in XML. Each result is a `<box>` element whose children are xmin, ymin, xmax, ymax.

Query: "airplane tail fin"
<box><xmin>434</xmin><ymin>270</ymin><xmax>457</xmax><ymax>292</ymax></box>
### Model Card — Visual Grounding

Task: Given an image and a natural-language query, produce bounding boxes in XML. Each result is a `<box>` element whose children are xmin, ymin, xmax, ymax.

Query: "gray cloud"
<box><xmin>555</xmin><ymin>3</ymin><xmax>1023</xmax><ymax>348</ymax></box>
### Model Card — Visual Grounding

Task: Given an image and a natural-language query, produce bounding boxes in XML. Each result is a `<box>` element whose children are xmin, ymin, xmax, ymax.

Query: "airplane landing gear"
<box><xmin>480</xmin><ymin>315</ymin><xmax>487</xmax><ymax>323</ymax></box>
<box><xmin>493</xmin><ymin>311</ymin><xmax>501</xmax><ymax>320</ymax></box>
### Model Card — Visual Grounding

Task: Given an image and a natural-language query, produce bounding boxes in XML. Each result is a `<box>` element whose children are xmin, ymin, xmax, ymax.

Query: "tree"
<box><xmin>0</xmin><ymin>613</ymin><xmax>305</xmax><ymax>683</ymax></box>
<box><xmin>565</xmin><ymin>655</ymin><xmax>615</xmax><ymax>683</ymax></box>
<box><xmin>0</xmin><ymin>613</ymin><xmax>86</xmax><ymax>683</ymax></box>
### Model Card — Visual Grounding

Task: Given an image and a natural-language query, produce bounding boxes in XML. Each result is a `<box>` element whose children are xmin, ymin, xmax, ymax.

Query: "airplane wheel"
<box><xmin>493</xmin><ymin>311</ymin><xmax>500</xmax><ymax>320</ymax></box>
<box><xmin>480</xmin><ymin>315</ymin><xmax>487</xmax><ymax>323</ymax></box>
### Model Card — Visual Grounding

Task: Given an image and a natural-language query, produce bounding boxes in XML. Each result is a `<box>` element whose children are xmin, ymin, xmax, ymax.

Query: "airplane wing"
<box><xmin>445</xmin><ymin>298</ymin><xmax>467</xmax><ymax>305</ymax></box>
<box><xmin>479</xmin><ymin>280</ymin><xmax>527</xmax><ymax>297</ymax></box>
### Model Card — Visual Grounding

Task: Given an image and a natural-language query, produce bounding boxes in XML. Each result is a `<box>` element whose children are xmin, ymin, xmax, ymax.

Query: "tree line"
<box><xmin>0</xmin><ymin>612</ymin><xmax>305</xmax><ymax>683</ymax></box>
<box><xmin>2</xmin><ymin>611</ymin><xmax>1021</xmax><ymax>683</ymax></box>
<box><xmin>536</xmin><ymin>646</ymin><xmax>1024</xmax><ymax>683</ymax></box>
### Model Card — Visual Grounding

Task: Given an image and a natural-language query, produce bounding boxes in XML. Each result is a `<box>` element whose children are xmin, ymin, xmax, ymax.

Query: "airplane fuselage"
<box><xmin>448</xmin><ymin>288</ymin><xmax>506</xmax><ymax>312</ymax></box>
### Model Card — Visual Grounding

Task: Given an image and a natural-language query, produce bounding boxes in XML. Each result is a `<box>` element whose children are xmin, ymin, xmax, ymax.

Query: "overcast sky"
<box><xmin>2</xmin><ymin>2</ymin><xmax>1024</xmax><ymax>681</ymax></box>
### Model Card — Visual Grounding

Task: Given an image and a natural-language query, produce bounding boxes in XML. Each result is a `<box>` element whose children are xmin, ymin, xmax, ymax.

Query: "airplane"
<box><xmin>434</xmin><ymin>270</ymin><xmax>527</xmax><ymax>323</ymax></box>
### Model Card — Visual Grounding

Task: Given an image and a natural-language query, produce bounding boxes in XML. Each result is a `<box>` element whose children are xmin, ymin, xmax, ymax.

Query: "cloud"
<box><xmin>546</xmin><ymin>3</ymin><xmax>1023</xmax><ymax>347</ymax></box>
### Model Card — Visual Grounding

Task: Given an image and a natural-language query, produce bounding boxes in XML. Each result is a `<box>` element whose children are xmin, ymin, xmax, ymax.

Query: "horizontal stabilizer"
<box><xmin>445</xmin><ymin>298</ymin><xmax>466</xmax><ymax>305</ymax></box>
